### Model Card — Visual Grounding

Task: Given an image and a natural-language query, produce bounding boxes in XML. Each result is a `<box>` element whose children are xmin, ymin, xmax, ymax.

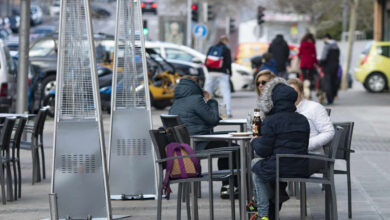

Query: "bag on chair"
<box><xmin>162</xmin><ymin>142</ymin><xmax>202</xmax><ymax>199</ymax></box>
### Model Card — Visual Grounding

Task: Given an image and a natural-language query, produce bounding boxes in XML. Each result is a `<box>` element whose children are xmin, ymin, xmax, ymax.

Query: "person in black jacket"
<box><xmin>268</xmin><ymin>34</ymin><xmax>290</xmax><ymax>79</ymax></box>
<box><xmin>250</xmin><ymin>77</ymin><xmax>310</xmax><ymax>220</ymax></box>
<box><xmin>204</xmin><ymin>35</ymin><xmax>233</xmax><ymax>117</ymax></box>
<box><xmin>319</xmin><ymin>33</ymin><xmax>340</xmax><ymax>105</ymax></box>
<box><xmin>169</xmin><ymin>77</ymin><xmax>239</xmax><ymax>197</ymax></box>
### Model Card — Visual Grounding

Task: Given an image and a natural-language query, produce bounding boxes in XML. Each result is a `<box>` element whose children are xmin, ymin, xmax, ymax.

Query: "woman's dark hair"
<box><xmin>301</xmin><ymin>33</ymin><xmax>315</xmax><ymax>43</ymax></box>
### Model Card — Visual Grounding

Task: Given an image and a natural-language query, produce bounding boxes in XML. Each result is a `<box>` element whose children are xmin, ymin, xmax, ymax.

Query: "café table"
<box><xmin>191</xmin><ymin>133</ymin><xmax>253</xmax><ymax>220</ymax></box>
<box><xmin>218</xmin><ymin>118</ymin><xmax>248</xmax><ymax>132</ymax></box>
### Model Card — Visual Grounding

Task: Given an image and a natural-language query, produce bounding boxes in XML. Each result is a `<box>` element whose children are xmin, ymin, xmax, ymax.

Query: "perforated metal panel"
<box><xmin>51</xmin><ymin>0</ymin><xmax>111</xmax><ymax>219</ymax></box>
<box><xmin>108</xmin><ymin>0</ymin><xmax>156</xmax><ymax>198</ymax></box>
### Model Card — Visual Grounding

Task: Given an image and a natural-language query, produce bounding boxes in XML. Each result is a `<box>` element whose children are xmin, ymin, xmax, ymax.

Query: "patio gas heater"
<box><xmin>108</xmin><ymin>0</ymin><xmax>156</xmax><ymax>199</ymax></box>
<box><xmin>49</xmin><ymin>0</ymin><xmax>112</xmax><ymax>219</ymax></box>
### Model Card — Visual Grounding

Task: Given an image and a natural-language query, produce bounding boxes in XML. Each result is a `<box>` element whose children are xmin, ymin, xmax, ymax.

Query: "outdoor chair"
<box><xmin>172</xmin><ymin>124</ymin><xmax>240</xmax><ymax>219</ymax></box>
<box><xmin>275</xmin><ymin>126</ymin><xmax>344</xmax><ymax>220</ymax></box>
<box><xmin>160</xmin><ymin>114</ymin><xmax>183</xmax><ymax>128</ymax></box>
<box><xmin>10</xmin><ymin>117</ymin><xmax>27</xmax><ymax>200</ymax></box>
<box><xmin>20</xmin><ymin>107</ymin><xmax>48</xmax><ymax>184</ymax></box>
<box><xmin>150</xmin><ymin>129</ymin><xmax>235</xmax><ymax>220</ymax></box>
<box><xmin>325</xmin><ymin>122</ymin><xmax>354</xmax><ymax>218</ymax></box>
<box><xmin>0</xmin><ymin>117</ymin><xmax>16</xmax><ymax>204</ymax></box>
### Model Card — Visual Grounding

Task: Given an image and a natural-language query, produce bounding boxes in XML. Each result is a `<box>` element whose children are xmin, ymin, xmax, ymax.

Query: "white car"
<box><xmin>49</xmin><ymin>2</ymin><xmax>61</xmax><ymax>17</ymax></box>
<box><xmin>145</xmin><ymin>41</ymin><xmax>253</xmax><ymax>91</ymax></box>
<box><xmin>0</xmin><ymin>40</ymin><xmax>17</xmax><ymax>112</ymax></box>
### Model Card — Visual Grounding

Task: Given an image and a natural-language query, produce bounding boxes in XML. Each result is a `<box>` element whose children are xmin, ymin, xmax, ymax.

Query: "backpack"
<box><xmin>162</xmin><ymin>142</ymin><xmax>201</xmax><ymax>199</ymax></box>
<box><xmin>205</xmin><ymin>45</ymin><xmax>224</xmax><ymax>69</ymax></box>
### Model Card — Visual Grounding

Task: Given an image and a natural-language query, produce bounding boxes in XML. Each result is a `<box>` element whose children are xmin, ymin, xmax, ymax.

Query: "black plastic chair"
<box><xmin>275</xmin><ymin>126</ymin><xmax>344</xmax><ymax>220</ymax></box>
<box><xmin>326</xmin><ymin>108</ymin><xmax>331</xmax><ymax>116</ymax></box>
<box><xmin>172</xmin><ymin>124</ymin><xmax>240</xmax><ymax>220</ymax></box>
<box><xmin>10</xmin><ymin>117</ymin><xmax>27</xmax><ymax>200</ymax></box>
<box><xmin>150</xmin><ymin>129</ymin><xmax>230</xmax><ymax>220</ymax></box>
<box><xmin>20</xmin><ymin>107</ymin><xmax>48</xmax><ymax>184</ymax></box>
<box><xmin>326</xmin><ymin>122</ymin><xmax>354</xmax><ymax>218</ymax></box>
<box><xmin>0</xmin><ymin>117</ymin><xmax>16</xmax><ymax>204</ymax></box>
<box><xmin>160</xmin><ymin>114</ymin><xmax>183</xmax><ymax>128</ymax></box>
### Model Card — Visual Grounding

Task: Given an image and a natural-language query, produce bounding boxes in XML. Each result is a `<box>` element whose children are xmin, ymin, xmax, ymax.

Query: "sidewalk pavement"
<box><xmin>1</xmin><ymin>84</ymin><xmax>390</xmax><ymax>219</ymax></box>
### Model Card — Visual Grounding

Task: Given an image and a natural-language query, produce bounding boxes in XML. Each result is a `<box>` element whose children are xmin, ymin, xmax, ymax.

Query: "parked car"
<box><xmin>6</xmin><ymin>41</ymin><xmax>18</xmax><ymax>57</ymax></box>
<box><xmin>141</xmin><ymin>0</ymin><xmax>158</xmax><ymax>14</ymax></box>
<box><xmin>49</xmin><ymin>1</ymin><xmax>61</xmax><ymax>17</ymax></box>
<box><xmin>145</xmin><ymin>41</ymin><xmax>253</xmax><ymax>91</ymax></box>
<box><xmin>30</xmin><ymin>26</ymin><xmax>55</xmax><ymax>41</ymax></box>
<box><xmin>0</xmin><ymin>27</ymin><xmax>10</xmax><ymax>40</ymax></box>
<box><xmin>90</xmin><ymin>4</ymin><xmax>111</xmax><ymax>18</ymax></box>
<box><xmin>7</xmin><ymin>14</ymin><xmax>20</xmax><ymax>33</ymax></box>
<box><xmin>355</xmin><ymin>41</ymin><xmax>390</xmax><ymax>93</ymax></box>
<box><xmin>30</xmin><ymin>5</ymin><xmax>43</xmax><ymax>26</ymax></box>
<box><xmin>0</xmin><ymin>40</ymin><xmax>17</xmax><ymax>112</ymax></box>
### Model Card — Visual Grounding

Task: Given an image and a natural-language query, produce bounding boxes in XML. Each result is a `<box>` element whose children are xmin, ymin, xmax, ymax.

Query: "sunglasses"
<box><xmin>256</xmin><ymin>80</ymin><xmax>267</xmax><ymax>86</ymax></box>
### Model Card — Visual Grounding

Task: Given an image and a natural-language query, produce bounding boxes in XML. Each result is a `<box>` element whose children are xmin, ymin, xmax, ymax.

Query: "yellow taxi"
<box><xmin>355</xmin><ymin>41</ymin><xmax>390</xmax><ymax>92</ymax></box>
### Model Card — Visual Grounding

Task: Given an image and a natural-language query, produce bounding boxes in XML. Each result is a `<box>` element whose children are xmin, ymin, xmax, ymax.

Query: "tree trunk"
<box><xmin>342</xmin><ymin>0</ymin><xmax>359</xmax><ymax>90</ymax></box>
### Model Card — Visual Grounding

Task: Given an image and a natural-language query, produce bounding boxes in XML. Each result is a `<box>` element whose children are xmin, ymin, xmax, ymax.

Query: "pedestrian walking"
<box><xmin>298</xmin><ymin>33</ymin><xmax>318</xmax><ymax>91</ymax></box>
<box><xmin>250</xmin><ymin>77</ymin><xmax>310</xmax><ymax>220</ymax></box>
<box><xmin>319</xmin><ymin>33</ymin><xmax>340</xmax><ymax>105</ymax></box>
<box><xmin>204</xmin><ymin>35</ymin><xmax>233</xmax><ymax>118</ymax></box>
<box><xmin>268</xmin><ymin>34</ymin><xmax>290</xmax><ymax>79</ymax></box>
<box><xmin>258</xmin><ymin>52</ymin><xmax>277</xmax><ymax>75</ymax></box>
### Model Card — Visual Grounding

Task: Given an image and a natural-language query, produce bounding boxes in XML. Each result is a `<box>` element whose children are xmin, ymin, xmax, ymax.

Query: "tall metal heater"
<box><xmin>108</xmin><ymin>0</ymin><xmax>156</xmax><ymax>199</ymax></box>
<box><xmin>50</xmin><ymin>0</ymin><xmax>111</xmax><ymax>219</ymax></box>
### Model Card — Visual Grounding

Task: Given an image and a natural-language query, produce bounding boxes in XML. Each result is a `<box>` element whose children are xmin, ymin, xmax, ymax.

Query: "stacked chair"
<box><xmin>0</xmin><ymin>117</ymin><xmax>16</xmax><ymax>204</ymax></box>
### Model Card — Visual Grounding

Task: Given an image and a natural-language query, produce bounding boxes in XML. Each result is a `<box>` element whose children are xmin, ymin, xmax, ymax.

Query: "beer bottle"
<box><xmin>252</xmin><ymin>108</ymin><xmax>262</xmax><ymax>136</ymax></box>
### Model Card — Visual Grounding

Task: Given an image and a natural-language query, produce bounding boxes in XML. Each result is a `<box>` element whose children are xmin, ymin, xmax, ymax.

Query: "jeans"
<box><xmin>204</xmin><ymin>73</ymin><xmax>232</xmax><ymax>115</ymax></box>
<box><xmin>252</xmin><ymin>158</ymin><xmax>269</xmax><ymax>217</ymax></box>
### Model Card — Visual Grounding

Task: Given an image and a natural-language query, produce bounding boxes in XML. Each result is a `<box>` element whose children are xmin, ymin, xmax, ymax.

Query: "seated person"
<box><xmin>287</xmin><ymin>78</ymin><xmax>335</xmax><ymax>174</ymax></box>
<box><xmin>250</xmin><ymin>77</ymin><xmax>310</xmax><ymax>220</ymax></box>
<box><xmin>168</xmin><ymin>77</ymin><xmax>238</xmax><ymax>198</ymax></box>
<box><xmin>258</xmin><ymin>52</ymin><xmax>277</xmax><ymax>75</ymax></box>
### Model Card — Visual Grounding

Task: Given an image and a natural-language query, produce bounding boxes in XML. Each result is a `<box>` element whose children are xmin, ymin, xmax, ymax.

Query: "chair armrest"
<box><xmin>276</xmin><ymin>153</ymin><xmax>335</xmax><ymax>162</ymax></box>
<box><xmin>156</xmin><ymin>151</ymin><xmax>228</xmax><ymax>163</ymax></box>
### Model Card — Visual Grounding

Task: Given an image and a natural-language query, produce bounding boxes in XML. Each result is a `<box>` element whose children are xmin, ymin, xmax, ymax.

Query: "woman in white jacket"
<box><xmin>287</xmin><ymin>78</ymin><xmax>335</xmax><ymax>155</ymax></box>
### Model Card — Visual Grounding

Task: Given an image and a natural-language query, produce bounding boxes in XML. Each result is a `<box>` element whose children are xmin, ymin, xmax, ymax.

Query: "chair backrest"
<box><xmin>13</xmin><ymin>117</ymin><xmax>27</xmax><ymax>151</ymax></box>
<box><xmin>326</xmin><ymin>108</ymin><xmax>331</xmax><ymax>116</ymax></box>
<box><xmin>0</xmin><ymin>117</ymin><xmax>16</xmax><ymax>151</ymax></box>
<box><xmin>172</xmin><ymin>124</ymin><xmax>191</xmax><ymax>145</ymax></box>
<box><xmin>160</xmin><ymin>114</ymin><xmax>183</xmax><ymax>128</ymax></box>
<box><xmin>327</xmin><ymin>126</ymin><xmax>344</xmax><ymax>160</ymax></box>
<box><xmin>37</xmin><ymin>107</ymin><xmax>49</xmax><ymax>136</ymax></box>
<box><xmin>149</xmin><ymin>129</ymin><xmax>171</xmax><ymax>169</ymax></box>
<box><xmin>333</xmin><ymin>122</ymin><xmax>354</xmax><ymax>160</ymax></box>
<box><xmin>32</xmin><ymin>108</ymin><xmax>46</xmax><ymax>136</ymax></box>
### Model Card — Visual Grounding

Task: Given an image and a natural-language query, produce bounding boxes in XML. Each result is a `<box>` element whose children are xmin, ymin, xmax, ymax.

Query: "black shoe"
<box><xmin>220</xmin><ymin>185</ymin><xmax>239</xmax><ymax>199</ymax></box>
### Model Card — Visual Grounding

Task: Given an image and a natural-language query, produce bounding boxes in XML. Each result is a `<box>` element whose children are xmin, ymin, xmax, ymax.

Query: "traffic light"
<box><xmin>257</xmin><ymin>6</ymin><xmax>265</xmax><ymax>25</ymax></box>
<box><xmin>229</xmin><ymin>18</ymin><xmax>235</xmax><ymax>33</ymax></box>
<box><xmin>191</xmin><ymin>3</ymin><xmax>199</xmax><ymax>22</ymax></box>
<box><xmin>143</xmin><ymin>20</ymin><xmax>149</xmax><ymax>36</ymax></box>
<box><xmin>207</xmin><ymin>4</ymin><xmax>215</xmax><ymax>21</ymax></box>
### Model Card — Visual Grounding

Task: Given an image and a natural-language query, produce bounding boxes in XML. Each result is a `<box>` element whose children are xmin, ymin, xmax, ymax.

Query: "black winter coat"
<box><xmin>206</xmin><ymin>42</ymin><xmax>232</xmax><ymax>75</ymax></box>
<box><xmin>251</xmin><ymin>77</ymin><xmax>310</xmax><ymax>182</ymax></box>
<box><xmin>169</xmin><ymin>79</ymin><xmax>221</xmax><ymax>149</ymax></box>
<box><xmin>268</xmin><ymin>35</ymin><xmax>290</xmax><ymax>72</ymax></box>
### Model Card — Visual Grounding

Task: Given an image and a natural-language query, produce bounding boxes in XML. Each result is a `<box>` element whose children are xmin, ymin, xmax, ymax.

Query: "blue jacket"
<box><xmin>259</xmin><ymin>58</ymin><xmax>277</xmax><ymax>74</ymax></box>
<box><xmin>251</xmin><ymin>77</ymin><xmax>310</xmax><ymax>182</ymax></box>
<box><xmin>169</xmin><ymin>79</ymin><xmax>221</xmax><ymax>150</ymax></box>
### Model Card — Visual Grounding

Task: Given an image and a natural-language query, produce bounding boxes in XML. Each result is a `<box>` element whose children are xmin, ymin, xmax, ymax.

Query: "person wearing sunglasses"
<box><xmin>255</xmin><ymin>70</ymin><xmax>276</xmax><ymax>99</ymax></box>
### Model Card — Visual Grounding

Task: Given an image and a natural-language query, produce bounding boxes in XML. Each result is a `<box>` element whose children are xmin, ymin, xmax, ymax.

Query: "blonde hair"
<box><xmin>287</xmin><ymin>78</ymin><xmax>303</xmax><ymax>93</ymax></box>
<box><xmin>255</xmin><ymin>70</ymin><xmax>276</xmax><ymax>97</ymax></box>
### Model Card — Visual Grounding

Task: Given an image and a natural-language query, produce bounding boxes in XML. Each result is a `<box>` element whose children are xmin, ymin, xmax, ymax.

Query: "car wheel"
<box><xmin>364</xmin><ymin>72</ymin><xmax>387</xmax><ymax>93</ymax></box>
<box><xmin>41</xmin><ymin>75</ymin><xmax>57</xmax><ymax>97</ymax></box>
<box><xmin>43</xmin><ymin>94</ymin><xmax>55</xmax><ymax>118</ymax></box>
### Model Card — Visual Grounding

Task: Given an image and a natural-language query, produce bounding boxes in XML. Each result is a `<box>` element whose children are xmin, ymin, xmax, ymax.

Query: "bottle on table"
<box><xmin>252</xmin><ymin>108</ymin><xmax>262</xmax><ymax>136</ymax></box>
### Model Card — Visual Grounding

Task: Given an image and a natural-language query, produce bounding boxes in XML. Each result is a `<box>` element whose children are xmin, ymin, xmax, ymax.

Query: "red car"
<box><xmin>141</xmin><ymin>0</ymin><xmax>158</xmax><ymax>14</ymax></box>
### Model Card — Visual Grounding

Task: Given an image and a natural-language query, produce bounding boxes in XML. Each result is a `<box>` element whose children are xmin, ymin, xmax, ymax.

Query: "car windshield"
<box><xmin>29</xmin><ymin>39</ymin><xmax>55</xmax><ymax>57</ymax></box>
<box><xmin>165</xmin><ymin>48</ymin><xmax>194</xmax><ymax>62</ymax></box>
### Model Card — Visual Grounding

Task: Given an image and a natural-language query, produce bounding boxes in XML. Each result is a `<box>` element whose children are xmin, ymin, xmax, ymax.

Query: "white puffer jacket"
<box><xmin>296</xmin><ymin>99</ymin><xmax>334</xmax><ymax>155</ymax></box>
